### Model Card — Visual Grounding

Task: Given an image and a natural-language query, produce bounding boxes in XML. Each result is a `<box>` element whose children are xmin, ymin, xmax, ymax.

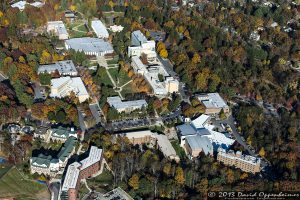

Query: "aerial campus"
<box><xmin>0</xmin><ymin>0</ymin><xmax>300</xmax><ymax>200</ymax></box>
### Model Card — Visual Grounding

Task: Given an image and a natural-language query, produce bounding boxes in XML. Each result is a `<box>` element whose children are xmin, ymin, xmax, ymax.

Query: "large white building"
<box><xmin>107</xmin><ymin>96</ymin><xmax>148</xmax><ymax>113</ymax></box>
<box><xmin>38</xmin><ymin>60</ymin><xmax>78</xmax><ymax>76</ymax></box>
<box><xmin>197</xmin><ymin>93</ymin><xmax>230</xmax><ymax>115</ymax></box>
<box><xmin>47</xmin><ymin>21</ymin><xmax>69</xmax><ymax>40</ymax></box>
<box><xmin>217</xmin><ymin>148</ymin><xmax>261</xmax><ymax>173</ymax></box>
<box><xmin>50</xmin><ymin>77</ymin><xmax>90</xmax><ymax>103</ymax></box>
<box><xmin>65</xmin><ymin>37</ymin><xmax>114</xmax><ymax>56</ymax></box>
<box><xmin>11</xmin><ymin>1</ymin><xmax>44</xmax><ymax>11</ymax></box>
<box><xmin>109</xmin><ymin>25</ymin><xmax>124</xmax><ymax>33</ymax></box>
<box><xmin>176</xmin><ymin>114</ymin><xmax>235</xmax><ymax>159</ymax></box>
<box><xmin>91</xmin><ymin>20</ymin><xmax>109</xmax><ymax>38</ymax></box>
<box><xmin>131</xmin><ymin>56</ymin><xmax>179</xmax><ymax>96</ymax></box>
<box><xmin>128</xmin><ymin>30</ymin><xmax>156</xmax><ymax>58</ymax></box>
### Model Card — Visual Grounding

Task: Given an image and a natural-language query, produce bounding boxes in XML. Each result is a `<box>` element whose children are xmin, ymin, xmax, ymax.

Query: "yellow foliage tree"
<box><xmin>192</xmin><ymin>53</ymin><xmax>201</xmax><ymax>64</ymax></box>
<box><xmin>259</xmin><ymin>147</ymin><xmax>265</xmax><ymax>157</ymax></box>
<box><xmin>69</xmin><ymin>5</ymin><xmax>77</xmax><ymax>11</ymax></box>
<box><xmin>128</xmin><ymin>174</ymin><xmax>139</xmax><ymax>190</ymax></box>
<box><xmin>108</xmin><ymin>1</ymin><xmax>114</xmax><ymax>9</ymax></box>
<box><xmin>159</xmin><ymin>49</ymin><xmax>168</xmax><ymax>58</ymax></box>
<box><xmin>175</xmin><ymin>167</ymin><xmax>185</xmax><ymax>185</ymax></box>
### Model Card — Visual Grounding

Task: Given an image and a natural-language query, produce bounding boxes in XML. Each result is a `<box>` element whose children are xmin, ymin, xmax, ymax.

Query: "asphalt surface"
<box><xmin>89</xmin><ymin>103</ymin><xmax>102</xmax><ymax>124</ymax></box>
<box><xmin>0</xmin><ymin>71</ymin><xmax>7</xmax><ymax>82</ymax></box>
<box><xmin>218</xmin><ymin>115</ymin><xmax>255</xmax><ymax>156</ymax></box>
<box><xmin>49</xmin><ymin>181</ymin><xmax>60</xmax><ymax>200</ymax></box>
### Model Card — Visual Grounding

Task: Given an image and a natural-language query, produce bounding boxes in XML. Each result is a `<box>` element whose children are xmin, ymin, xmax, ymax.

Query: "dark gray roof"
<box><xmin>186</xmin><ymin>135</ymin><xmax>213</xmax><ymax>155</ymax></box>
<box><xmin>176</xmin><ymin>124</ymin><xmax>197</xmax><ymax>136</ymax></box>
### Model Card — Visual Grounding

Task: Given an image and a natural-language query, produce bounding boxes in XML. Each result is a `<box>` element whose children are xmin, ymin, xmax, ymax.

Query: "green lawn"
<box><xmin>103</xmin><ymin>12</ymin><xmax>125</xmax><ymax>18</ymax></box>
<box><xmin>107</xmin><ymin>58</ymin><xmax>119</xmax><ymax>65</ymax></box>
<box><xmin>171</xmin><ymin>141</ymin><xmax>186</xmax><ymax>159</ymax></box>
<box><xmin>0</xmin><ymin>165</ymin><xmax>11</xmax><ymax>179</ymax></box>
<box><xmin>67</xmin><ymin>21</ymin><xmax>89</xmax><ymax>38</ymax></box>
<box><xmin>86</xmin><ymin>168</ymin><xmax>114</xmax><ymax>193</ymax></box>
<box><xmin>120</xmin><ymin>82</ymin><xmax>135</xmax><ymax>97</ymax></box>
<box><xmin>108</xmin><ymin>68</ymin><xmax>131</xmax><ymax>87</ymax></box>
<box><xmin>94</xmin><ymin>67</ymin><xmax>114</xmax><ymax>87</ymax></box>
<box><xmin>0</xmin><ymin>167</ymin><xmax>50</xmax><ymax>199</ymax></box>
<box><xmin>77</xmin><ymin>182</ymin><xmax>90</xmax><ymax>199</ymax></box>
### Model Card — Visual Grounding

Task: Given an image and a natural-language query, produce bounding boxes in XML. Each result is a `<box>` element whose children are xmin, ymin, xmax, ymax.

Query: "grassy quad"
<box><xmin>108</xmin><ymin>68</ymin><xmax>131</xmax><ymax>87</ymax></box>
<box><xmin>86</xmin><ymin>168</ymin><xmax>114</xmax><ymax>193</ymax></box>
<box><xmin>0</xmin><ymin>167</ymin><xmax>50</xmax><ymax>199</ymax></box>
<box><xmin>67</xmin><ymin>21</ymin><xmax>89</xmax><ymax>38</ymax></box>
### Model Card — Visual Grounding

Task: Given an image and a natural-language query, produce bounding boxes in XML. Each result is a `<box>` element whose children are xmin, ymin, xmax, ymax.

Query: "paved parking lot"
<box><xmin>108</xmin><ymin>118</ymin><xmax>151</xmax><ymax>131</ymax></box>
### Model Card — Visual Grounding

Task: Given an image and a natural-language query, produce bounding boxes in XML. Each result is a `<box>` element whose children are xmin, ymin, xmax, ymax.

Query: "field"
<box><xmin>86</xmin><ymin>168</ymin><xmax>114</xmax><ymax>193</ymax></box>
<box><xmin>108</xmin><ymin>68</ymin><xmax>131</xmax><ymax>87</ymax></box>
<box><xmin>67</xmin><ymin>21</ymin><xmax>89</xmax><ymax>38</ymax></box>
<box><xmin>0</xmin><ymin>165</ymin><xmax>11</xmax><ymax>179</ymax></box>
<box><xmin>0</xmin><ymin>167</ymin><xmax>50</xmax><ymax>200</ymax></box>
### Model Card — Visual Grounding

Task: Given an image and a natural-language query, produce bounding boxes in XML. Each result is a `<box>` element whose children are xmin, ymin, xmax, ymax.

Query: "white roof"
<box><xmin>199</xmin><ymin>93</ymin><xmax>229</xmax><ymax>109</ymax></box>
<box><xmin>191</xmin><ymin>114</ymin><xmax>210</xmax><ymax>129</ymax></box>
<box><xmin>65</xmin><ymin>37</ymin><xmax>113</xmax><ymax>54</ymax></box>
<box><xmin>107</xmin><ymin>96</ymin><xmax>147</xmax><ymax>111</ymax></box>
<box><xmin>11</xmin><ymin>1</ymin><xmax>27</xmax><ymax>10</ymax></box>
<box><xmin>156</xmin><ymin>134</ymin><xmax>178</xmax><ymax>158</ymax></box>
<box><xmin>61</xmin><ymin>162</ymin><xmax>81</xmax><ymax>191</ymax></box>
<box><xmin>62</xmin><ymin>146</ymin><xmax>103</xmax><ymax>191</ymax></box>
<box><xmin>11</xmin><ymin>1</ymin><xmax>44</xmax><ymax>10</ymax></box>
<box><xmin>91</xmin><ymin>20</ymin><xmax>109</xmax><ymax>38</ymax></box>
<box><xmin>38</xmin><ymin>60</ymin><xmax>77</xmax><ymax>75</ymax></box>
<box><xmin>131</xmin><ymin>30</ymin><xmax>148</xmax><ymax>46</ymax></box>
<box><xmin>186</xmin><ymin>135</ymin><xmax>213</xmax><ymax>155</ymax></box>
<box><xmin>80</xmin><ymin>146</ymin><xmax>103</xmax><ymax>170</ymax></box>
<box><xmin>121</xmin><ymin>130</ymin><xmax>155</xmax><ymax>139</ymax></box>
<box><xmin>50</xmin><ymin>77</ymin><xmax>89</xmax><ymax>98</ymax></box>
<box><xmin>47</xmin><ymin>21</ymin><xmax>68</xmax><ymax>36</ymax></box>
<box><xmin>205</xmin><ymin>130</ymin><xmax>235</xmax><ymax>147</ymax></box>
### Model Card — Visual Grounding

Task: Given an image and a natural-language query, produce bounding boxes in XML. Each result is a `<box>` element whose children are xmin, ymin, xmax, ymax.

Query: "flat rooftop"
<box><xmin>186</xmin><ymin>135</ymin><xmax>213</xmax><ymax>155</ymax></box>
<box><xmin>91</xmin><ymin>20</ymin><xmax>109</xmax><ymax>38</ymax></box>
<box><xmin>80</xmin><ymin>146</ymin><xmax>103</xmax><ymax>170</ymax></box>
<box><xmin>198</xmin><ymin>93</ymin><xmax>229</xmax><ymax>109</ymax></box>
<box><xmin>38</xmin><ymin>60</ymin><xmax>77</xmax><ymax>75</ymax></box>
<box><xmin>51</xmin><ymin>76</ymin><xmax>89</xmax><ymax>97</ymax></box>
<box><xmin>62</xmin><ymin>146</ymin><xmax>103</xmax><ymax>191</ymax></box>
<box><xmin>65</xmin><ymin>37</ymin><xmax>113</xmax><ymax>54</ymax></box>
<box><xmin>107</xmin><ymin>96</ymin><xmax>147</xmax><ymax>111</ymax></box>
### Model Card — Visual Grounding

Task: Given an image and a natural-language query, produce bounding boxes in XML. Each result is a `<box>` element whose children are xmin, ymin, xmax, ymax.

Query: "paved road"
<box><xmin>217</xmin><ymin>115</ymin><xmax>255</xmax><ymax>156</ymax></box>
<box><xmin>49</xmin><ymin>181</ymin><xmax>60</xmax><ymax>200</ymax></box>
<box><xmin>89</xmin><ymin>103</ymin><xmax>102</xmax><ymax>124</ymax></box>
<box><xmin>0</xmin><ymin>71</ymin><xmax>8</xmax><ymax>82</ymax></box>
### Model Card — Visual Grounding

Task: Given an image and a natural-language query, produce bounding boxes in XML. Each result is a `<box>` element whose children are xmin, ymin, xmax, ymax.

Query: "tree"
<box><xmin>39</xmin><ymin>73</ymin><xmax>51</xmax><ymax>85</ymax></box>
<box><xmin>219</xmin><ymin>109</ymin><xmax>226</xmax><ymax>120</ymax></box>
<box><xmin>129</xmin><ymin>174</ymin><xmax>139</xmax><ymax>190</ymax></box>
<box><xmin>192</xmin><ymin>53</ymin><xmax>201</xmax><ymax>64</ymax></box>
<box><xmin>163</xmin><ymin>162</ymin><xmax>172</xmax><ymax>176</ymax></box>
<box><xmin>196</xmin><ymin>178</ymin><xmax>208</xmax><ymax>194</ymax></box>
<box><xmin>259</xmin><ymin>147</ymin><xmax>265</xmax><ymax>157</ymax></box>
<box><xmin>226</xmin><ymin>169</ymin><xmax>235</xmax><ymax>184</ymax></box>
<box><xmin>159</xmin><ymin>49</ymin><xmax>168</xmax><ymax>58</ymax></box>
<box><xmin>158</xmin><ymin>73</ymin><xmax>164</xmax><ymax>82</ymax></box>
<box><xmin>175</xmin><ymin>167</ymin><xmax>185</xmax><ymax>185</ymax></box>
<box><xmin>56</xmin><ymin>109</ymin><xmax>66</xmax><ymax>123</ymax></box>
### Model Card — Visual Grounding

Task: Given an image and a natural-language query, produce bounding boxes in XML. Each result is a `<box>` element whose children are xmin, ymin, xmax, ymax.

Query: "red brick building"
<box><xmin>61</xmin><ymin>146</ymin><xmax>103</xmax><ymax>200</ymax></box>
